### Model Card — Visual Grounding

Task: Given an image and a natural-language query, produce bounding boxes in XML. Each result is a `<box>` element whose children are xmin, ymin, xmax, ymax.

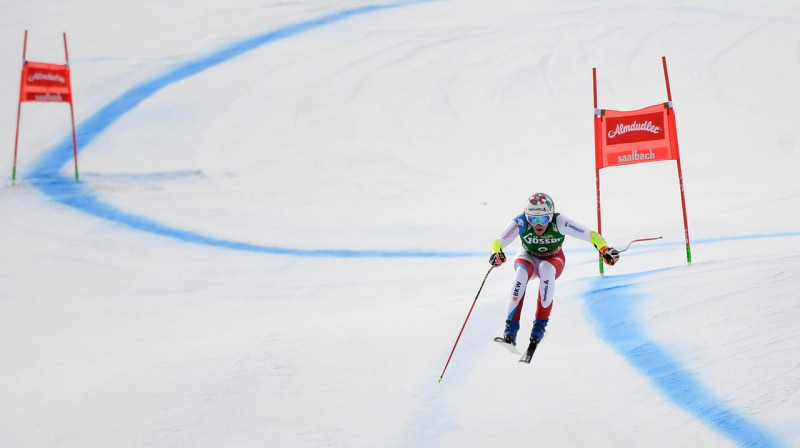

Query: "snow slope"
<box><xmin>1</xmin><ymin>0</ymin><xmax>799</xmax><ymax>447</ymax></box>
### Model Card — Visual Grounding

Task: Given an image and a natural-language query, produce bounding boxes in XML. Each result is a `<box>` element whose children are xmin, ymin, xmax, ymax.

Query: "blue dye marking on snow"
<box><xmin>583</xmin><ymin>274</ymin><xmax>784</xmax><ymax>448</ymax></box>
<box><xmin>31</xmin><ymin>177</ymin><xmax>474</xmax><ymax>258</ymax></box>
<box><xmin>24</xmin><ymin>0</ymin><xmax>476</xmax><ymax>258</ymax></box>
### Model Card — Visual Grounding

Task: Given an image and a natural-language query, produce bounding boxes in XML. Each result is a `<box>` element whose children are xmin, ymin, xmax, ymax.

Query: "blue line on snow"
<box><xmin>25</xmin><ymin>0</ymin><xmax>475</xmax><ymax>259</ymax></box>
<box><xmin>583</xmin><ymin>274</ymin><xmax>784</xmax><ymax>448</ymax></box>
<box><xmin>32</xmin><ymin>178</ymin><xmax>474</xmax><ymax>258</ymax></box>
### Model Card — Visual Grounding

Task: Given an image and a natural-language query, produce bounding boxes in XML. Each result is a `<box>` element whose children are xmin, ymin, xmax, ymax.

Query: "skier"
<box><xmin>489</xmin><ymin>192</ymin><xmax>619</xmax><ymax>361</ymax></box>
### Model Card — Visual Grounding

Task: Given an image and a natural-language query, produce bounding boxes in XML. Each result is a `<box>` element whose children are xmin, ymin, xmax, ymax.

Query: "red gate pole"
<box><xmin>64</xmin><ymin>32</ymin><xmax>79</xmax><ymax>181</ymax></box>
<box><xmin>11</xmin><ymin>31</ymin><xmax>28</xmax><ymax>184</ymax></box>
<box><xmin>593</xmin><ymin>67</ymin><xmax>605</xmax><ymax>275</ymax></box>
<box><xmin>662</xmin><ymin>56</ymin><xmax>691</xmax><ymax>264</ymax></box>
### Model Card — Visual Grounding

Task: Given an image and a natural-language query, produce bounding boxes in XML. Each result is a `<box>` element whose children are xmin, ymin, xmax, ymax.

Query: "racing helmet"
<box><xmin>523</xmin><ymin>193</ymin><xmax>555</xmax><ymax>226</ymax></box>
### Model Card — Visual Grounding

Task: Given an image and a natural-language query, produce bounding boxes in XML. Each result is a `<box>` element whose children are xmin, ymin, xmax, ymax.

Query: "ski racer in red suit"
<box><xmin>489</xmin><ymin>193</ymin><xmax>620</xmax><ymax>351</ymax></box>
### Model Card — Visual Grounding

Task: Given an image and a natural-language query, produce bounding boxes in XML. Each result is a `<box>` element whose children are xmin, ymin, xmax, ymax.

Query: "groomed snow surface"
<box><xmin>1</xmin><ymin>1</ymin><xmax>799</xmax><ymax>447</ymax></box>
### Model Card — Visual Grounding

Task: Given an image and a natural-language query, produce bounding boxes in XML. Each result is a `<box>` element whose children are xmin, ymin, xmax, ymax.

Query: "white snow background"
<box><xmin>1</xmin><ymin>0</ymin><xmax>799</xmax><ymax>447</ymax></box>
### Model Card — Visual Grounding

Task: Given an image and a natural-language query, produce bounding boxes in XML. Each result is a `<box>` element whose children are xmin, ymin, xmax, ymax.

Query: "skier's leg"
<box><xmin>503</xmin><ymin>258</ymin><xmax>534</xmax><ymax>342</ymax></box>
<box><xmin>532</xmin><ymin>253</ymin><xmax>565</xmax><ymax>340</ymax></box>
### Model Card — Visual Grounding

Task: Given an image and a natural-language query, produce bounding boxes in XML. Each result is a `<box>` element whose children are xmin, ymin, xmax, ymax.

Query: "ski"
<box><xmin>519</xmin><ymin>338</ymin><xmax>541</xmax><ymax>363</ymax></box>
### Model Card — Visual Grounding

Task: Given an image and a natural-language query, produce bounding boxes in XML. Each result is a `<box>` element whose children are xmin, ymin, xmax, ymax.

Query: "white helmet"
<box><xmin>523</xmin><ymin>193</ymin><xmax>555</xmax><ymax>226</ymax></box>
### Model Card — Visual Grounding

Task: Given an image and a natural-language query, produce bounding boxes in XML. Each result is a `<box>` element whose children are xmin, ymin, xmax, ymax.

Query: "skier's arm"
<box><xmin>555</xmin><ymin>215</ymin><xmax>619</xmax><ymax>265</ymax></box>
<box><xmin>495</xmin><ymin>217</ymin><xmax>522</xmax><ymax>248</ymax></box>
<box><xmin>554</xmin><ymin>214</ymin><xmax>595</xmax><ymax>244</ymax></box>
<box><xmin>489</xmin><ymin>217</ymin><xmax>523</xmax><ymax>267</ymax></box>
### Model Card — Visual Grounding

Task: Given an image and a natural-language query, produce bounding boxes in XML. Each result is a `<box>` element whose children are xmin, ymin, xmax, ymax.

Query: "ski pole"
<box><xmin>438</xmin><ymin>266</ymin><xmax>494</xmax><ymax>383</ymax></box>
<box><xmin>618</xmin><ymin>236</ymin><xmax>663</xmax><ymax>253</ymax></box>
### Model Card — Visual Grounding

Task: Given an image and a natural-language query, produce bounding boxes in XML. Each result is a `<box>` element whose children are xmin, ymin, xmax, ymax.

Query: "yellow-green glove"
<box><xmin>489</xmin><ymin>239</ymin><xmax>506</xmax><ymax>267</ymax></box>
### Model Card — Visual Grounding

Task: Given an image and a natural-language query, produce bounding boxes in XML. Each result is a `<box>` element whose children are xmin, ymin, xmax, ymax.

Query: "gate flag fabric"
<box><xmin>593</xmin><ymin>57</ymin><xmax>691</xmax><ymax>274</ymax></box>
<box><xmin>19</xmin><ymin>61</ymin><xmax>73</xmax><ymax>103</ymax></box>
<box><xmin>595</xmin><ymin>103</ymin><xmax>681</xmax><ymax>169</ymax></box>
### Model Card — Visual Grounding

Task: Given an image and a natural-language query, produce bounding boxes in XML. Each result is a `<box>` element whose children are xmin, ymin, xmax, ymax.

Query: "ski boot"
<box><xmin>531</xmin><ymin>318</ymin><xmax>548</xmax><ymax>340</ymax></box>
<box><xmin>494</xmin><ymin>320</ymin><xmax>519</xmax><ymax>346</ymax></box>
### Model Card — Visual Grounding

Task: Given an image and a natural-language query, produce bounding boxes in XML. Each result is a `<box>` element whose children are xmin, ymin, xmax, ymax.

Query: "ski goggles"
<box><xmin>526</xmin><ymin>214</ymin><xmax>551</xmax><ymax>226</ymax></box>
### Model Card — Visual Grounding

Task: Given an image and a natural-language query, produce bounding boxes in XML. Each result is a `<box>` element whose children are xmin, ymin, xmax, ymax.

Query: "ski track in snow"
<box><xmin>21</xmin><ymin>2</ymin><xmax>796</xmax><ymax>446</ymax></box>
